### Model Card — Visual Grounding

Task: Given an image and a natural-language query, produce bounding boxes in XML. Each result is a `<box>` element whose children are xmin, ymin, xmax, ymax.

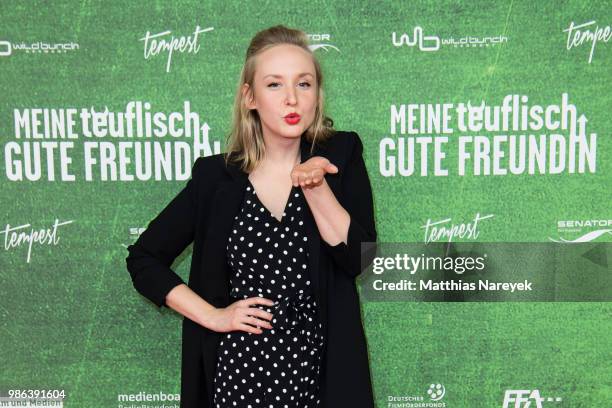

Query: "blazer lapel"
<box><xmin>299</xmin><ymin>137</ymin><xmax>324</xmax><ymax>314</ymax></box>
<box><xmin>302</xmin><ymin>135</ymin><xmax>341</xmax><ymax>330</ymax></box>
<box><xmin>202</xmin><ymin>177</ymin><xmax>246</xmax><ymax>303</ymax></box>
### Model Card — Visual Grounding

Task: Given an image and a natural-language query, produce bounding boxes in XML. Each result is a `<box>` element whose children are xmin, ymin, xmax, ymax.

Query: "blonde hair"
<box><xmin>223</xmin><ymin>25</ymin><xmax>335</xmax><ymax>173</ymax></box>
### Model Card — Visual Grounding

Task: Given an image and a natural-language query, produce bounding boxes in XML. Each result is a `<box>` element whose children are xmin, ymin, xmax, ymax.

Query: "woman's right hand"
<box><xmin>205</xmin><ymin>296</ymin><xmax>275</xmax><ymax>334</ymax></box>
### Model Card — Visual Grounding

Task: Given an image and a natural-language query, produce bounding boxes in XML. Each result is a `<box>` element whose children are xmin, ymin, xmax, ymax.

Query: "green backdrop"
<box><xmin>1</xmin><ymin>0</ymin><xmax>610</xmax><ymax>407</ymax></box>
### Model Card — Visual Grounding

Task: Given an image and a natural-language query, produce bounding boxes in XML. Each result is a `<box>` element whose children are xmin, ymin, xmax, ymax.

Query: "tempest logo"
<box><xmin>563</xmin><ymin>20</ymin><xmax>611</xmax><ymax>63</ymax></box>
<box><xmin>1</xmin><ymin>218</ymin><xmax>74</xmax><ymax>263</ymax></box>
<box><xmin>421</xmin><ymin>213</ymin><xmax>494</xmax><ymax>243</ymax></box>
<box><xmin>502</xmin><ymin>389</ymin><xmax>562</xmax><ymax>407</ymax></box>
<box><xmin>140</xmin><ymin>24</ymin><xmax>214</xmax><ymax>73</ymax></box>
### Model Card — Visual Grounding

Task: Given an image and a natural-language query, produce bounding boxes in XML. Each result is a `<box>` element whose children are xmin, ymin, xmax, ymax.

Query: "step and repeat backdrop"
<box><xmin>1</xmin><ymin>1</ymin><xmax>610</xmax><ymax>407</ymax></box>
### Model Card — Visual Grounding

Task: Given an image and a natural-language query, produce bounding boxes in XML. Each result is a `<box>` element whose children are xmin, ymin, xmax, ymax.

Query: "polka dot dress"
<box><xmin>213</xmin><ymin>178</ymin><xmax>325</xmax><ymax>408</ymax></box>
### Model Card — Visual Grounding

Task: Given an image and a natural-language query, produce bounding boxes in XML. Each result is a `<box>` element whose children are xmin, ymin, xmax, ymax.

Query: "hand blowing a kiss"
<box><xmin>291</xmin><ymin>156</ymin><xmax>338</xmax><ymax>188</ymax></box>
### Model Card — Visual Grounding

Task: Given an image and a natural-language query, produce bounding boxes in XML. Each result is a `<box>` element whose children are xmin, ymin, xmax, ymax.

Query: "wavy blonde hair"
<box><xmin>223</xmin><ymin>25</ymin><xmax>335</xmax><ymax>173</ymax></box>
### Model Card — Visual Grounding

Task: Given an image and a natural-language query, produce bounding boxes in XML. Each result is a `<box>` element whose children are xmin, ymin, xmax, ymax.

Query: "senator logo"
<box><xmin>307</xmin><ymin>33</ymin><xmax>340</xmax><ymax>53</ymax></box>
<box><xmin>549</xmin><ymin>219</ymin><xmax>612</xmax><ymax>243</ymax></box>
<box><xmin>503</xmin><ymin>389</ymin><xmax>562</xmax><ymax>407</ymax></box>
<box><xmin>120</xmin><ymin>227</ymin><xmax>146</xmax><ymax>248</ymax></box>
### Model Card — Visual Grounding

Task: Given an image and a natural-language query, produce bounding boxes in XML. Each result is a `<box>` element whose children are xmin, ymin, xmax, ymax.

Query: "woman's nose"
<box><xmin>285</xmin><ymin>88</ymin><xmax>297</xmax><ymax>105</ymax></box>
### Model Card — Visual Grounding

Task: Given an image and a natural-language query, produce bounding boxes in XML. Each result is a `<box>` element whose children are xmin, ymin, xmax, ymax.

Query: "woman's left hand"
<box><xmin>291</xmin><ymin>156</ymin><xmax>338</xmax><ymax>188</ymax></box>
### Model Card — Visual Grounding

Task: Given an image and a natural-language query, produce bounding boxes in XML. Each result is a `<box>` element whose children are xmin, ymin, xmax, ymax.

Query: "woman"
<box><xmin>126</xmin><ymin>25</ymin><xmax>377</xmax><ymax>408</ymax></box>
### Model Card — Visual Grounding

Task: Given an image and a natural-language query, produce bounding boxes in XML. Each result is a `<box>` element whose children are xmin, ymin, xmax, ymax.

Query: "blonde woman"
<box><xmin>127</xmin><ymin>25</ymin><xmax>377</xmax><ymax>408</ymax></box>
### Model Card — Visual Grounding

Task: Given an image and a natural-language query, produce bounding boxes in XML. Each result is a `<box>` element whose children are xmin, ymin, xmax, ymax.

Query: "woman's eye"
<box><xmin>266</xmin><ymin>82</ymin><xmax>311</xmax><ymax>88</ymax></box>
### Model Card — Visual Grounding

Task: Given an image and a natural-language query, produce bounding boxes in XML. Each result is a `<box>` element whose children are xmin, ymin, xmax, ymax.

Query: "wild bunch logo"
<box><xmin>0</xmin><ymin>39</ymin><xmax>79</xmax><ymax>56</ymax></box>
<box><xmin>392</xmin><ymin>26</ymin><xmax>508</xmax><ymax>51</ymax></box>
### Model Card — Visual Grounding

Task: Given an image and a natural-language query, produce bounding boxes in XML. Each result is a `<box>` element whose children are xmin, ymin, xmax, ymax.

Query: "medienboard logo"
<box><xmin>392</xmin><ymin>26</ymin><xmax>508</xmax><ymax>51</ymax></box>
<box><xmin>117</xmin><ymin>390</ymin><xmax>180</xmax><ymax>405</ymax></box>
<box><xmin>0</xmin><ymin>39</ymin><xmax>79</xmax><ymax>57</ymax></box>
<box><xmin>502</xmin><ymin>389</ymin><xmax>562</xmax><ymax>407</ymax></box>
<box><xmin>307</xmin><ymin>33</ymin><xmax>340</xmax><ymax>53</ymax></box>
<box><xmin>549</xmin><ymin>219</ymin><xmax>612</xmax><ymax>243</ymax></box>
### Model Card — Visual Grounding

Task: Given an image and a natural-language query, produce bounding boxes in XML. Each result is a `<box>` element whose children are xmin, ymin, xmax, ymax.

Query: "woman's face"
<box><xmin>244</xmin><ymin>44</ymin><xmax>318</xmax><ymax>142</ymax></box>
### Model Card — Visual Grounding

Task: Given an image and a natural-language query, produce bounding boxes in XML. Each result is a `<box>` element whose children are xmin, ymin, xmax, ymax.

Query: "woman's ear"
<box><xmin>243</xmin><ymin>83</ymin><xmax>255</xmax><ymax>110</ymax></box>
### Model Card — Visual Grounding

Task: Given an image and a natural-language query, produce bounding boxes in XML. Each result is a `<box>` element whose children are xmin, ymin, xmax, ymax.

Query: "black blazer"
<box><xmin>126</xmin><ymin>130</ymin><xmax>377</xmax><ymax>408</ymax></box>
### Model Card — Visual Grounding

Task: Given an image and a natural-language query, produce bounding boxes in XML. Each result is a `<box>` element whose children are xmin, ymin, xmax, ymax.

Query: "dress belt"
<box><xmin>231</xmin><ymin>292</ymin><xmax>321</xmax><ymax>344</ymax></box>
<box><xmin>230</xmin><ymin>292</ymin><xmax>324</xmax><ymax>400</ymax></box>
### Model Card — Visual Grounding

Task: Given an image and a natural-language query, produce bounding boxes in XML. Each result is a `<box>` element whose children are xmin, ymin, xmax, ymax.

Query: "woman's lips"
<box><xmin>284</xmin><ymin>114</ymin><xmax>301</xmax><ymax>125</ymax></box>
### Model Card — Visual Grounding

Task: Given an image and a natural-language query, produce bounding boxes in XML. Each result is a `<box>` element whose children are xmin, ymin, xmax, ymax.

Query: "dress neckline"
<box><xmin>247</xmin><ymin>178</ymin><xmax>296</xmax><ymax>224</ymax></box>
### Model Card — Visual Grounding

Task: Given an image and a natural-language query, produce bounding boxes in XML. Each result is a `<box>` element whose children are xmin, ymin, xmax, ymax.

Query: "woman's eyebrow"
<box><xmin>263</xmin><ymin>73</ymin><xmax>314</xmax><ymax>79</ymax></box>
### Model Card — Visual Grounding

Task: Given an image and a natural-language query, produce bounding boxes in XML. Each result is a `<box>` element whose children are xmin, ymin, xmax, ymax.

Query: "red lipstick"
<box><xmin>284</xmin><ymin>113</ymin><xmax>301</xmax><ymax>125</ymax></box>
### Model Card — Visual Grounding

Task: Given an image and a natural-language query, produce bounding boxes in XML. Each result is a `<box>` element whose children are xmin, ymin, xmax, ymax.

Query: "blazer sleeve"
<box><xmin>125</xmin><ymin>157</ymin><xmax>204</xmax><ymax>309</ymax></box>
<box><xmin>321</xmin><ymin>131</ymin><xmax>377</xmax><ymax>278</ymax></box>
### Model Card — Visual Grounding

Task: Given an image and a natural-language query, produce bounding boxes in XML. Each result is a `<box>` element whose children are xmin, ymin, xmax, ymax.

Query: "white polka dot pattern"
<box><xmin>213</xmin><ymin>180</ymin><xmax>325</xmax><ymax>407</ymax></box>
